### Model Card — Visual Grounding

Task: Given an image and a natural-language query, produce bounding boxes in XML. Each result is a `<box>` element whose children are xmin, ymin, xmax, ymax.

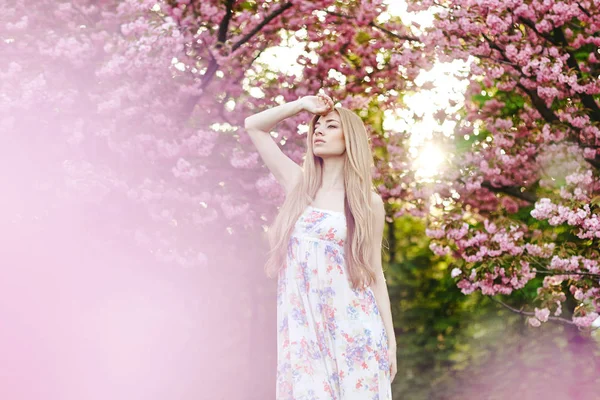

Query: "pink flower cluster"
<box><xmin>456</xmin><ymin>260</ymin><xmax>536</xmax><ymax>296</ymax></box>
<box><xmin>527</xmin><ymin>307</ymin><xmax>551</xmax><ymax>327</ymax></box>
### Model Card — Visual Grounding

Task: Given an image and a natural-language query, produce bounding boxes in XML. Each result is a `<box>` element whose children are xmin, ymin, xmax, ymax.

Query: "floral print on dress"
<box><xmin>276</xmin><ymin>205</ymin><xmax>392</xmax><ymax>400</ymax></box>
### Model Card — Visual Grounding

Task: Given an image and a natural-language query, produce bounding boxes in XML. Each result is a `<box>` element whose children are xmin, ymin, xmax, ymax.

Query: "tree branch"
<box><xmin>517</xmin><ymin>17</ymin><xmax>558</xmax><ymax>45</ymax></box>
<box><xmin>457</xmin><ymin>177</ymin><xmax>537</xmax><ymax>204</ymax></box>
<box><xmin>184</xmin><ymin>2</ymin><xmax>293</xmax><ymax>117</ymax></box>
<box><xmin>217</xmin><ymin>0</ymin><xmax>235</xmax><ymax>45</ymax></box>
<box><xmin>482</xmin><ymin>35</ymin><xmax>561</xmax><ymax>123</ymax></box>
<box><xmin>527</xmin><ymin>257</ymin><xmax>600</xmax><ymax>278</ymax></box>
<box><xmin>369</xmin><ymin>21</ymin><xmax>420</xmax><ymax>42</ymax></box>
<box><xmin>533</xmin><ymin>269</ymin><xmax>600</xmax><ymax>278</ymax></box>
<box><xmin>232</xmin><ymin>2</ymin><xmax>293</xmax><ymax>51</ymax></box>
<box><xmin>197</xmin><ymin>0</ymin><xmax>236</xmax><ymax>98</ymax></box>
<box><xmin>323</xmin><ymin>10</ymin><xmax>419</xmax><ymax>42</ymax></box>
<box><xmin>576</xmin><ymin>1</ymin><xmax>592</xmax><ymax>18</ymax></box>
<box><xmin>516</xmin><ymin>18</ymin><xmax>600</xmax><ymax>122</ymax></box>
<box><xmin>480</xmin><ymin>181</ymin><xmax>538</xmax><ymax>203</ymax></box>
<box><xmin>480</xmin><ymin>33</ymin><xmax>600</xmax><ymax>170</ymax></box>
<box><xmin>552</xmin><ymin>26</ymin><xmax>600</xmax><ymax>122</ymax></box>
<box><xmin>488</xmin><ymin>297</ymin><xmax>575</xmax><ymax>325</ymax></box>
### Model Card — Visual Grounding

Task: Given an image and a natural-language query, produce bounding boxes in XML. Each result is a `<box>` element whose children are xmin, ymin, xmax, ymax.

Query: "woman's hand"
<box><xmin>300</xmin><ymin>93</ymin><xmax>335</xmax><ymax>115</ymax></box>
<box><xmin>388</xmin><ymin>346</ymin><xmax>397</xmax><ymax>382</ymax></box>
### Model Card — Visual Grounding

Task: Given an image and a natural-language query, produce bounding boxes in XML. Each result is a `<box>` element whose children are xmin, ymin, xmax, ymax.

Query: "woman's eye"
<box><xmin>328</xmin><ymin>125</ymin><xmax>336</xmax><ymax>128</ymax></box>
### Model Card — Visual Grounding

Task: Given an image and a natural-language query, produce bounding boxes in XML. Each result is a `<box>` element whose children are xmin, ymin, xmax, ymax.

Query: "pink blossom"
<box><xmin>530</xmin><ymin>198</ymin><xmax>556</xmax><ymax>220</ymax></box>
<box><xmin>573</xmin><ymin>312</ymin><xmax>599</xmax><ymax>328</ymax></box>
<box><xmin>457</xmin><ymin>279</ymin><xmax>476</xmax><ymax>295</ymax></box>
<box><xmin>534</xmin><ymin>307</ymin><xmax>550</xmax><ymax>322</ymax></box>
<box><xmin>425</xmin><ymin>228</ymin><xmax>446</xmax><ymax>239</ymax></box>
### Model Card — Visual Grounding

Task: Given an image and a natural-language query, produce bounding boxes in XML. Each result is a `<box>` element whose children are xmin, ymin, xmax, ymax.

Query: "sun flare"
<box><xmin>412</xmin><ymin>143</ymin><xmax>446</xmax><ymax>179</ymax></box>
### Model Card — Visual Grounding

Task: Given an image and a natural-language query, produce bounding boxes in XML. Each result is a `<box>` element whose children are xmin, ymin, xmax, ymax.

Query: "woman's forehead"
<box><xmin>315</xmin><ymin>112</ymin><xmax>340</xmax><ymax>123</ymax></box>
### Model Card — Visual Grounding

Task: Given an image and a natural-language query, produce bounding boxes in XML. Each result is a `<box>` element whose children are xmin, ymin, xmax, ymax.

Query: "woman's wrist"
<box><xmin>294</xmin><ymin>97</ymin><xmax>306</xmax><ymax>113</ymax></box>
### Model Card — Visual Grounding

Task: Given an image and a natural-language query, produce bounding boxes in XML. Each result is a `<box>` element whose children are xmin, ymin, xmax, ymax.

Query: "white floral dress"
<box><xmin>276</xmin><ymin>205</ymin><xmax>392</xmax><ymax>400</ymax></box>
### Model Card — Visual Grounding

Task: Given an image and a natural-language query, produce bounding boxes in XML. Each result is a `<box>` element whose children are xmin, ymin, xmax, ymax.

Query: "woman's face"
<box><xmin>312</xmin><ymin>111</ymin><xmax>345</xmax><ymax>156</ymax></box>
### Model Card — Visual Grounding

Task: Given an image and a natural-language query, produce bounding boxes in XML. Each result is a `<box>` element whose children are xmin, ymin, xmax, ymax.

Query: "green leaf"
<box><xmin>355</xmin><ymin>31</ymin><xmax>371</xmax><ymax>45</ymax></box>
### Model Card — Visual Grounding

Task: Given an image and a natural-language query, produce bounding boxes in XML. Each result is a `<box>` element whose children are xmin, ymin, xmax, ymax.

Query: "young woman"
<box><xmin>244</xmin><ymin>93</ymin><xmax>397</xmax><ymax>399</ymax></box>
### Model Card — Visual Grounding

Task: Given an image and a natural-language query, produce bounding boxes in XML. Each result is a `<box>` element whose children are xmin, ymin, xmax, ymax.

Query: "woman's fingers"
<box><xmin>317</xmin><ymin>93</ymin><xmax>334</xmax><ymax>113</ymax></box>
<box><xmin>317</xmin><ymin>93</ymin><xmax>333</xmax><ymax>104</ymax></box>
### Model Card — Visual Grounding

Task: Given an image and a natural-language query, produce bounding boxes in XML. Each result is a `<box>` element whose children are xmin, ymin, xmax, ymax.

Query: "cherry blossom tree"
<box><xmin>1</xmin><ymin>1</ymin><xmax>429</xmax><ymax>398</ymax></box>
<box><xmin>2</xmin><ymin>0</ymin><xmax>431</xmax><ymax>269</ymax></box>
<box><xmin>404</xmin><ymin>0</ymin><xmax>600</xmax><ymax>330</ymax></box>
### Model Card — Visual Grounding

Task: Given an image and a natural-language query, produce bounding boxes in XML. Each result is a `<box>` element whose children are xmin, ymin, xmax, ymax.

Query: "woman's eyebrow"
<box><xmin>315</xmin><ymin>119</ymin><xmax>339</xmax><ymax>125</ymax></box>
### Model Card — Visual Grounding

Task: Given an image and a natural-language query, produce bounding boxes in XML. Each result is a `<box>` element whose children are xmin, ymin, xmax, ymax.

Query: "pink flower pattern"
<box><xmin>276</xmin><ymin>206</ymin><xmax>392</xmax><ymax>399</ymax></box>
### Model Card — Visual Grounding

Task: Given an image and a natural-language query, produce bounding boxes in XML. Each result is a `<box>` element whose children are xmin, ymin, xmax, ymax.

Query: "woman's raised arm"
<box><xmin>243</xmin><ymin>95</ymin><xmax>333</xmax><ymax>195</ymax></box>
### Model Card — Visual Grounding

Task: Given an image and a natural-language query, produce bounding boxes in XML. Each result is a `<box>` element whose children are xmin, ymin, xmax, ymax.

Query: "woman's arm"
<box><xmin>243</xmin><ymin>95</ymin><xmax>334</xmax><ymax>194</ymax></box>
<box><xmin>369</xmin><ymin>193</ymin><xmax>397</xmax><ymax>350</ymax></box>
<box><xmin>244</xmin><ymin>93</ymin><xmax>334</xmax><ymax>131</ymax></box>
<box><xmin>243</xmin><ymin>99</ymin><xmax>310</xmax><ymax>195</ymax></box>
<box><xmin>244</xmin><ymin>99</ymin><xmax>305</xmax><ymax>133</ymax></box>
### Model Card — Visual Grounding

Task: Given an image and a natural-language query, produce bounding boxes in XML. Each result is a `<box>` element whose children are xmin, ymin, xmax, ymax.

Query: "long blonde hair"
<box><xmin>264</xmin><ymin>106</ymin><xmax>378</xmax><ymax>290</ymax></box>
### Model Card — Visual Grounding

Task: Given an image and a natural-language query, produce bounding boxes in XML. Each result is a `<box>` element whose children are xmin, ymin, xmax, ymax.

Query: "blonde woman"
<box><xmin>244</xmin><ymin>93</ymin><xmax>397</xmax><ymax>399</ymax></box>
